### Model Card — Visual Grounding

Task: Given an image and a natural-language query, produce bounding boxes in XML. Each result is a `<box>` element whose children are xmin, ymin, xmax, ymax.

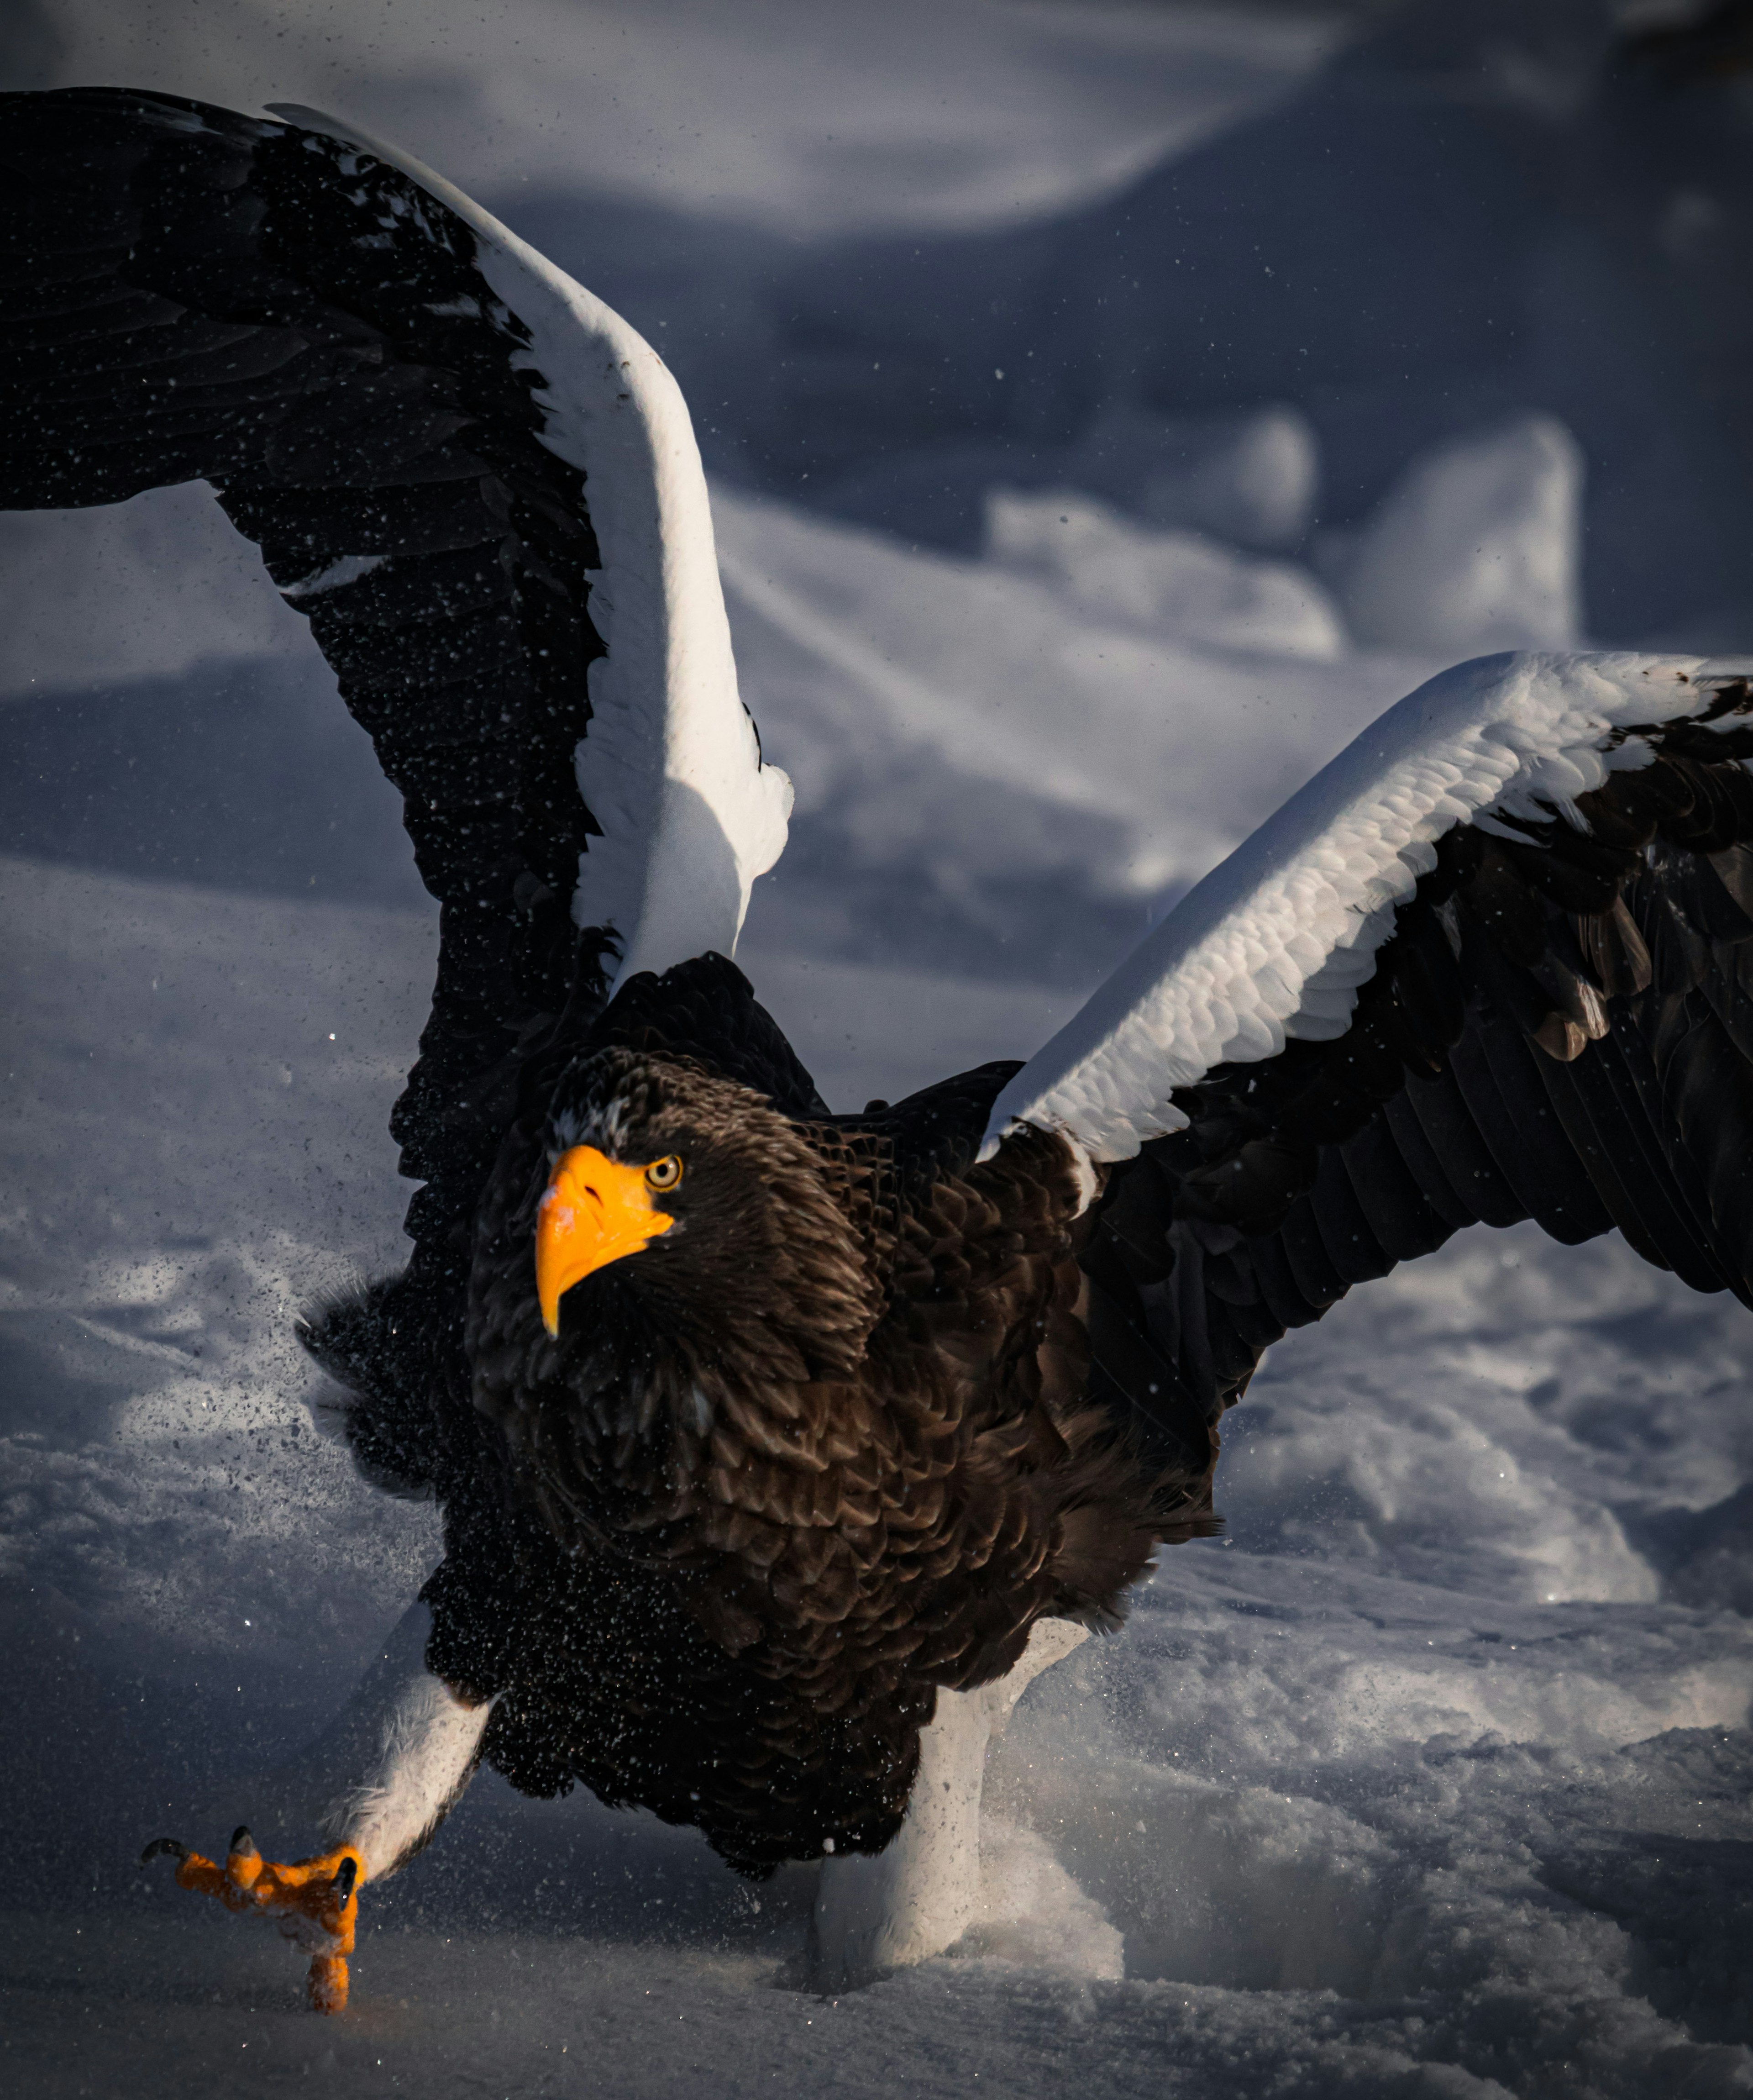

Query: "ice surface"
<box><xmin>4</xmin><ymin>3</ymin><xmax>1753</xmax><ymax>2093</ymax></box>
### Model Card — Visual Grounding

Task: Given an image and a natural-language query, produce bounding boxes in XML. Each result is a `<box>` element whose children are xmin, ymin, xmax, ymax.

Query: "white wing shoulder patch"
<box><xmin>982</xmin><ymin>652</ymin><xmax>1753</xmax><ymax>1164</ymax></box>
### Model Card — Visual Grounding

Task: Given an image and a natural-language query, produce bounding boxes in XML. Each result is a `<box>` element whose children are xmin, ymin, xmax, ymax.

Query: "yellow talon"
<box><xmin>141</xmin><ymin>1826</ymin><xmax>367</xmax><ymax>2013</ymax></box>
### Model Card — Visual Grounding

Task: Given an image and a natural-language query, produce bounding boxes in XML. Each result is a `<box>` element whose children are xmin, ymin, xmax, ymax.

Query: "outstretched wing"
<box><xmin>0</xmin><ymin>86</ymin><xmax>790</xmax><ymax>1247</ymax></box>
<box><xmin>981</xmin><ymin>653</ymin><xmax>1753</xmax><ymax>1475</ymax></box>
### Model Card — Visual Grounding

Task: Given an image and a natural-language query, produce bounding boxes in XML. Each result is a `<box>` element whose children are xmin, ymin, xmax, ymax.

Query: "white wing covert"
<box><xmin>986</xmin><ymin>653</ymin><xmax>1753</xmax><ymax>1160</ymax></box>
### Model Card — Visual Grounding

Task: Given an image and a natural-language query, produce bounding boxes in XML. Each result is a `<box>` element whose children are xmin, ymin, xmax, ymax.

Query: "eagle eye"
<box><xmin>645</xmin><ymin>1155</ymin><xmax>684</xmax><ymax>1194</ymax></box>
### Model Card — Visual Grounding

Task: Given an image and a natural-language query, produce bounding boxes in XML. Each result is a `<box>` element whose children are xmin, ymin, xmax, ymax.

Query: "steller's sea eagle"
<box><xmin>8</xmin><ymin>87</ymin><xmax>1753</xmax><ymax>2012</ymax></box>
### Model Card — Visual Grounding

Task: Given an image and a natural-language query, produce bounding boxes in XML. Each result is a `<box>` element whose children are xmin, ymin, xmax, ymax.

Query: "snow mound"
<box><xmin>1065</xmin><ymin>403</ymin><xmax>1321</xmax><ymax>551</ymax></box>
<box><xmin>1337</xmin><ymin>416</ymin><xmax>1585</xmax><ymax>657</ymax></box>
<box><xmin>985</xmin><ymin>487</ymin><xmax>1344</xmax><ymax>659</ymax></box>
<box><xmin>957</xmin><ymin>1815</ymin><xmax>1125</xmax><ymax>1980</ymax></box>
<box><xmin>714</xmin><ymin>482</ymin><xmax>1424</xmax><ymax>916</ymax></box>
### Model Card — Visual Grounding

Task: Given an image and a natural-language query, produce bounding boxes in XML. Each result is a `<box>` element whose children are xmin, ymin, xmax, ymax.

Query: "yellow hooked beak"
<box><xmin>536</xmin><ymin>1146</ymin><xmax>676</xmax><ymax>1337</ymax></box>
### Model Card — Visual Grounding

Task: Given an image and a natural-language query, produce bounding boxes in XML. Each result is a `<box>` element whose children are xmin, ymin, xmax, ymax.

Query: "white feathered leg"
<box><xmin>293</xmin><ymin>1598</ymin><xmax>493</xmax><ymax>1879</ymax></box>
<box><xmin>808</xmin><ymin>1618</ymin><xmax>1088</xmax><ymax>1988</ymax></box>
<box><xmin>142</xmin><ymin>1598</ymin><xmax>492</xmax><ymax>2012</ymax></box>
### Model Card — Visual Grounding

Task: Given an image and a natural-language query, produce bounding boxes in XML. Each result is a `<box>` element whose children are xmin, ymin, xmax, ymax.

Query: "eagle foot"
<box><xmin>139</xmin><ymin>1825</ymin><xmax>365</xmax><ymax>2013</ymax></box>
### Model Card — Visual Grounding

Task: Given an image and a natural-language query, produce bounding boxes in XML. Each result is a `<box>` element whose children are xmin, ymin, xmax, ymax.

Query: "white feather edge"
<box><xmin>981</xmin><ymin>651</ymin><xmax>1753</xmax><ymax>1166</ymax></box>
<box><xmin>265</xmin><ymin>104</ymin><xmax>793</xmax><ymax>994</ymax></box>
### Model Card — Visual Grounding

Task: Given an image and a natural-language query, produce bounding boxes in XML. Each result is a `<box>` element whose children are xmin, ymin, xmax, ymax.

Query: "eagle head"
<box><xmin>465</xmin><ymin>1047</ymin><xmax>887</xmax><ymax>1508</ymax></box>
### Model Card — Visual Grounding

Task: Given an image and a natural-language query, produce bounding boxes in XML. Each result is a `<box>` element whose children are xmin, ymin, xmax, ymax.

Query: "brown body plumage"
<box><xmin>307</xmin><ymin>956</ymin><xmax>1213</xmax><ymax>1874</ymax></box>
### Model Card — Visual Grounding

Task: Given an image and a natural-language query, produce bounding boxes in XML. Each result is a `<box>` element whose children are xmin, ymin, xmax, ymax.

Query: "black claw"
<box><xmin>334</xmin><ymin>1856</ymin><xmax>358</xmax><ymax>1901</ymax></box>
<box><xmin>139</xmin><ymin>1837</ymin><xmax>188</xmax><ymax>1867</ymax></box>
<box><xmin>229</xmin><ymin>1826</ymin><xmax>258</xmax><ymax>1859</ymax></box>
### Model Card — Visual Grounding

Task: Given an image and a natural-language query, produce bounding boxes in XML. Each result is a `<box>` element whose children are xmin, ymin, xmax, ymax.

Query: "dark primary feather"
<box><xmin>1087</xmin><ymin>678</ymin><xmax>1753</xmax><ymax>1447</ymax></box>
<box><xmin>0</xmin><ymin>85</ymin><xmax>609</xmax><ymax>1265</ymax></box>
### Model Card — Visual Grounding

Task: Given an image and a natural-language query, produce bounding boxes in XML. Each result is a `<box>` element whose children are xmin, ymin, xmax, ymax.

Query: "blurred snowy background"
<box><xmin>5</xmin><ymin>1</ymin><xmax>1753</xmax><ymax>2094</ymax></box>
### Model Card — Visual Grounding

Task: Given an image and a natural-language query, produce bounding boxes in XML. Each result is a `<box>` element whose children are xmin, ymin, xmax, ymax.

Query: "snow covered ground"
<box><xmin>6</xmin><ymin>852</ymin><xmax>1753</xmax><ymax>2096</ymax></box>
<box><xmin>6</xmin><ymin>479</ymin><xmax>1753</xmax><ymax>2092</ymax></box>
<box><xmin>4</xmin><ymin>2</ymin><xmax>1753</xmax><ymax>2095</ymax></box>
